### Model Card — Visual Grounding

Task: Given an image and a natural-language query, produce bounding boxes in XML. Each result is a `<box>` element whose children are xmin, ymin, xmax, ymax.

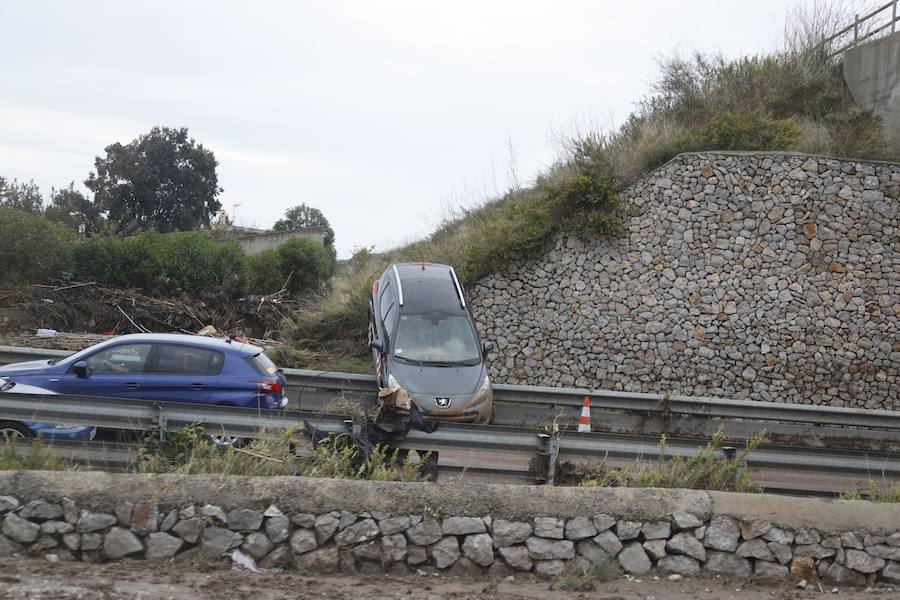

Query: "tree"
<box><xmin>85</xmin><ymin>126</ymin><xmax>222</xmax><ymax>235</ymax></box>
<box><xmin>272</xmin><ymin>203</ymin><xmax>335</xmax><ymax>248</ymax></box>
<box><xmin>0</xmin><ymin>177</ymin><xmax>44</xmax><ymax>214</ymax></box>
<box><xmin>44</xmin><ymin>183</ymin><xmax>103</xmax><ymax>234</ymax></box>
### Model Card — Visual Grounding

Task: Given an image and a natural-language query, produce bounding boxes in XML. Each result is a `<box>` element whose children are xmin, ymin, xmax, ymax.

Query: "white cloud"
<box><xmin>1</xmin><ymin>0</ymin><xmax>806</xmax><ymax>256</ymax></box>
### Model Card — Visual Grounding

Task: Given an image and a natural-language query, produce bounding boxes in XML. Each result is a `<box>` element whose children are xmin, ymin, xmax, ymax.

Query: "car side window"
<box><xmin>383</xmin><ymin>303</ymin><xmax>397</xmax><ymax>336</ymax></box>
<box><xmin>379</xmin><ymin>281</ymin><xmax>392</xmax><ymax>317</ymax></box>
<box><xmin>82</xmin><ymin>344</ymin><xmax>152</xmax><ymax>374</ymax></box>
<box><xmin>151</xmin><ymin>345</ymin><xmax>224</xmax><ymax>375</ymax></box>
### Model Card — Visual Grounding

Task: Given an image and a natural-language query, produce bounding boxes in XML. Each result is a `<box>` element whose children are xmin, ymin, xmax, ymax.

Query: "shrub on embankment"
<box><xmin>0</xmin><ymin>207</ymin><xmax>333</xmax><ymax>297</ymax></box>
<box><xmin>285</xmin><ymin>9</ymin><xmax>898</xmax><ymax>368</ymax></box>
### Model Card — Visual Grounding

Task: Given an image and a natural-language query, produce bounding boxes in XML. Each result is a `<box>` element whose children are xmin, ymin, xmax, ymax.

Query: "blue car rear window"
<box><xmin>245</xmin><ymin>352</ymin><xmax>278</xmax><ymax>376</ymax></box>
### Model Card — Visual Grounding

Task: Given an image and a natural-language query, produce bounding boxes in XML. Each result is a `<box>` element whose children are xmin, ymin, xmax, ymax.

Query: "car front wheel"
<box><xmin>0</xmin><ymin>422</ymin><xmax>32</xmax><ymax>442</ymax></box>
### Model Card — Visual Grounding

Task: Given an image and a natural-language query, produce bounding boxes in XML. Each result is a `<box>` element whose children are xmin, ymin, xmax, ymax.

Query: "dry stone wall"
<box><xmin>1</xmin><ymin>473</ymin><xmax>900</xmax><ymax>586</ymax></box>
<box><xmin>471</xmin><ymin>152</ymin><xmax>899</xmax><ymax>409</ymax></box>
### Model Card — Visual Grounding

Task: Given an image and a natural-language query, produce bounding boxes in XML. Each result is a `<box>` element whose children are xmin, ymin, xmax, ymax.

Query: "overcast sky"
<box><xmin>2</xmin><ymin>1</ymin><xmax>821</xmax><ymax>257</ymax></box>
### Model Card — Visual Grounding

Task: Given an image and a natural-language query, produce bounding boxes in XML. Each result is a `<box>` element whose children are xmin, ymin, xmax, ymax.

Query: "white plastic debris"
<box><xmin>667</xmin><ymin>574</ymin><xmax>682</xmax><ymax>581</ymax></box>
<box><xmin>230</xmin><ymin>549</ymin><xmax>260</xmax><ymax>573</ymax></box>
<box><xmin>36</xmin><ymin>329</ymin><xmax>57</xmax><ymax>337</ymax></box>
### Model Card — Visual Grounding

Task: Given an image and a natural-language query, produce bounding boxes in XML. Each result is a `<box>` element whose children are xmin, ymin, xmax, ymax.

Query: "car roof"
<box><xmin>393</xmin><ymin>262</ymin><xmax>454</xmax><ymax>281</ymax></box>
<box><xmin>74</xmin><ymin>333</ymin><xmax>263</xmax><ymax>356</ymax></box>
<box><xmin>387</xmin><ymin>263</ymin><xmax>467</xmax><ymax>314</ymax></box>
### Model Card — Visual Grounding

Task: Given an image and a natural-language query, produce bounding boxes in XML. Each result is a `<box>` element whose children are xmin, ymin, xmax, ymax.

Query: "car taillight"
<box><xmin>254</xmin><ymin>381</ymin><xmax>281</xmax><ymax>395</ymax></box>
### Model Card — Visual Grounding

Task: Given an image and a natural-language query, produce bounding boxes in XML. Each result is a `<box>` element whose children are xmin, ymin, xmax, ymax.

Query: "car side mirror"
<box><xmin>369</xmin><ymin>339</ymin><xmax>384</xmax><ymax>353</ymax></box>
<box><xmin>72</xmin><ymin>361</ymin><xmax>88</xmax><ymax>377</ymax></box>
<box><xmin>482</xmin><ymin>341</ymin><xmax>494</xmax><ymax>357</ymax></box>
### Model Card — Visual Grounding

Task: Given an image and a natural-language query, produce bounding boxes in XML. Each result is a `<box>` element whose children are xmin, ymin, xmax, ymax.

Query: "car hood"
<box><xmin>388</xmin><ymin>359</ymin><xmax>484</xmax><ymax>395</ymax></box>
<box><xmin>0</xmin><ymin>360</ymin><xmax>54</xmax><ymax>375</ymax></box>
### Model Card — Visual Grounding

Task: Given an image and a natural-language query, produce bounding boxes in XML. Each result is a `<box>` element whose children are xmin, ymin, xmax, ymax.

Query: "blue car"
<box><xmin>0</xmin><ymin>377</ymin><xmax>96</xmax><ymax>442</ymax></box>
<box><xmin>0</xmin><ymin>333</ymin><xmax>288</xmax><ymax>413</ymax></box>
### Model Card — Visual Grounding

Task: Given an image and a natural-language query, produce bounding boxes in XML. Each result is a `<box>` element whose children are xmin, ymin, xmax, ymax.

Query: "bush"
<box><xmin>694</xmin><ymin>111</ymin><xmax>802</xmax><ymax>151</ymax></box>
<box><xmin>249</xmin><ymin>237</ymin><xmax>333</xmax><ymax>295</ymax></box>
<box><xmin>0</xmin><ymin>207</ymin><xmax>77</xmax><ymax>284</ymax></box>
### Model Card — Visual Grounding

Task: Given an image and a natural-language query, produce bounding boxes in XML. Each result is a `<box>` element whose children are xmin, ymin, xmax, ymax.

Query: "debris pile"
<box><xmin>0</xmin><ymin>282</ymin><xmax>293</xmax><ymax>344</ymax></box>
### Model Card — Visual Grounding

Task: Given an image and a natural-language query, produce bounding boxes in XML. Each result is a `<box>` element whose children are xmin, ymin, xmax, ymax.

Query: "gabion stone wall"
<box><xmin>471</xmin><ymin>153</ymin><xmax>899</xmax><ymax>409</ymax></box>
<box><xmin>2</xmin><ymin>493</ymin><xmax>900</xmax><ymax>585</ymax></box>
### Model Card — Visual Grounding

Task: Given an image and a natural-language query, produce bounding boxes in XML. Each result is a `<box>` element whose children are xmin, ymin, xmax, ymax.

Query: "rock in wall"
<box><xmin>470</xmin><ymin>153</ymin><xmax>899</xmax><ymax>409</ymax></box>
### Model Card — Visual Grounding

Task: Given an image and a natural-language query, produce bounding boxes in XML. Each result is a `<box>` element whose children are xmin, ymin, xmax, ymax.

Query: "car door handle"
<box><xmin>123</xmin><ymin>382</ymin><xmax>141</xmax><ymax>389</ymax></box>
<box><xmin>187</xmin><ymin>383</ymin><xmax>206</xmax><ymax>390</ymax></box>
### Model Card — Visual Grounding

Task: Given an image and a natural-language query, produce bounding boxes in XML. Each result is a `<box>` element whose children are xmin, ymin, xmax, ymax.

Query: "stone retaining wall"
<box><xmin>470</xmin><ymin>152</ymin><xmax>899</xmax><ymax>409</ymax></box>
<box><xmin>1</xmin><ymin>472</ymin><xmax>899</xmax><ymax>586</ymax></box>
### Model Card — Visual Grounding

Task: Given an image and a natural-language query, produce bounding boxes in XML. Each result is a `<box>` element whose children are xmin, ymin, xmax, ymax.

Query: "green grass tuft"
<box><xmin>0</xmin><ymin>439</ymin><xmax>71</xmax><ymax>471</ymax></box>
<box><xmin>579</xmin><ymin>427</ymin><xmax>764</xmax><ymax>493</ymax></box>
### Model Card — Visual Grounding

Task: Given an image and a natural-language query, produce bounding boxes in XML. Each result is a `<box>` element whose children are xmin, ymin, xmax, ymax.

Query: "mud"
<box><xmin>0</xmin><ymin>557</ymin><xmax>894</xmax><ymax>600</ymax></box>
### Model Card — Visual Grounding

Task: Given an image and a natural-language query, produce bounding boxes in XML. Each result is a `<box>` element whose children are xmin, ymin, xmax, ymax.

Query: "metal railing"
<box><xmin>823</xmin><ymin>0</ymin><xmax>900</xmax><ymax>58</ymax></box>
<box><xmin>2</xmin><ymin>345</ymin><xmax>899</xmax><ymax>434</ymax></box>
<box><xmin>1</xmin><ymin>392</ymin><xmax>899</xmax><ymax>494</ymax></box>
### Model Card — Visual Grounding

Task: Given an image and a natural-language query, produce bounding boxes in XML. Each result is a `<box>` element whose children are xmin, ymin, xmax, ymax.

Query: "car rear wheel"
<box><xmin>0</xmin><ymin>422</ymin><xmax>32</xmax><ymax>442</ymax></box>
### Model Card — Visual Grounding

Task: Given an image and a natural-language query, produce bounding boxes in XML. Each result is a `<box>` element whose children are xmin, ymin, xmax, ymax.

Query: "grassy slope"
<box><xmin>280</xmin><ymin>14</ymin><xmax>897</xmax><ymax>371</ymax></box>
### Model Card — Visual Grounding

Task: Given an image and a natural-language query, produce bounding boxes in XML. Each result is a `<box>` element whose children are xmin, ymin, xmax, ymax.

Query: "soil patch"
<box><xmin>0</xmin><ymin>557</ymin><xmax>893</xmax><ymax>600</ymax></box>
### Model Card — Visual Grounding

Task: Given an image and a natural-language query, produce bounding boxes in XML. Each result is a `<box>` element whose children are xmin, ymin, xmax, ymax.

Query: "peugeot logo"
<box><xmin>434</xmin><ymin>397</ymin><xmax>452</xmax><ymax>409</ymax></box>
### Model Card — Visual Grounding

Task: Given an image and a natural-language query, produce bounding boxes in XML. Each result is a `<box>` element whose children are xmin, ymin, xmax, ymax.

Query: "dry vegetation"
<box><xmin>285</xmin><ymin>2</ymin><xmax>897</xmax><ymax>371</ymax></box>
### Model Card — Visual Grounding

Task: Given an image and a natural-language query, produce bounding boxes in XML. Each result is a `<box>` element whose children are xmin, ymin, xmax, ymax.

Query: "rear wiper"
<box><xmin>48</xmin><ymin>358</ymin><xmax>59</xmax><ymax>365</ymax></box>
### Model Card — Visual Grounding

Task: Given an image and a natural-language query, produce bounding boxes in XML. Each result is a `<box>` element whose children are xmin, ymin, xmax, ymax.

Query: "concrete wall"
<box><xmin>843</xmin><ymin>31</ymin><xmax>900</xmax><ymax>148</ymax></box>
<box><xmin>470</xmin><ymin>152</ymin><xmax>899</xmax><ymax>409</ymax></box>
<box><xmin>1</xmin><ymin>471</ymin><xmax>899</xmax><ymax>583</ymax></box>
<box><xmin>230</xmin><ymin>228</ymin><xmax>326</xmax><ymax>255</ymax></box>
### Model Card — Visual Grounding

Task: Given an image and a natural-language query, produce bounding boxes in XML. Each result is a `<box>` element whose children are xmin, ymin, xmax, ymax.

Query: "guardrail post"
<box><xmin>854</xmin><ymin>13</ymin><xmax>860</xmax><ymax>43</ymax></box>
<box><xmin>893</xmin><ymin>0</ymin><xmax>897</xmax><ymax>34</ymax></box>
<box><xmin>536</xmin><ymin>433</ymin><xmax>560</xmax><ymax>485</ymax></box>
<box><xmin>157</xmin><ymin>412</ymin><xmax>167</xmax><ymax>442</ymax></box>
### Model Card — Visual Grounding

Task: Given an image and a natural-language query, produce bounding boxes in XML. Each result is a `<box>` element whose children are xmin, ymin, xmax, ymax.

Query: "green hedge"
<box><xmin>248</xmin><ymin>237</ymin><xmax>334</xmax><ymax>295</ymax></box>
<box><xmin>0</xmin><ymin>207</ymin><xmax>77</xmax><ymax>285</ymax></box>
<box><xmin>1</xmin><ymin>208</ymin><xmax>331</xmax><ymax>295</ymax></box>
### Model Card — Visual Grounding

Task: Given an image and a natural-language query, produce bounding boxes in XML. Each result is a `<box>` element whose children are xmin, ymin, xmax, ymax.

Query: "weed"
<box><xmin>0</xmin><ymin>438</ymin><xmax>71</xmax><ymax>471</ymax></box>
<box><xmin>134</xmin><ymin>422</ymin><xmax>427</xmax><ymax>482</ymax></box>
<box><xmin>580</xmin><ymin>427</ymin><xmax>763</xmax><ymax>493</ymax></box>
<box><xmin>300</xmin><ymin>431</ymin><xmax>427</xmax><ymax>482</ymax></box>
<box><xmin>554</xmin><ymin>558</ymin><xmax>621</xmax><ymax>591</ymax></box>
<box><xmin>840</xmin><ymin>481</ymin><xmax>900</xmax><ymax>503</ymax></box>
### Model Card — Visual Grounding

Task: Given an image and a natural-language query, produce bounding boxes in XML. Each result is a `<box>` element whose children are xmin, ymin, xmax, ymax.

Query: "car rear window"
<box><xmin>245</xmin><ymin>352</ymin><xmax>278</xmax><ymax>376</ymax></box>
<box><xmin>152</xmin><ymin>345</ymin><xmax>224</xmax><ymax>375</ymax></box>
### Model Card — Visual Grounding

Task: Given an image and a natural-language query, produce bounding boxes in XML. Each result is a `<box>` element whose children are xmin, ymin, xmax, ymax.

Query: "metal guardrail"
<box><xmin>2</xmin><ymin>345</ymin><xmax>899</xmax><ymax>434</ymax></box>
<box><xmin>1</xmin><ymin>392</ymin><xmax>900</xmax><ymax>492</ymax></box>
<box><xmin>822</xmin><ymin>0</ymin><xmax>900</xmax><ymax>58</ymax></box>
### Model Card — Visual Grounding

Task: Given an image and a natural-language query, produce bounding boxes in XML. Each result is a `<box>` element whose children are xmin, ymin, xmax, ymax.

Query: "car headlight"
<box><xmin>388</xmin><ymin>374</ymin><xmax>400</xmax><ymax>388</ymax></box>
<box><xmin>479</xmin><ymin>375</ymin><xmax>491</xmax><ymax>393</ymax></box>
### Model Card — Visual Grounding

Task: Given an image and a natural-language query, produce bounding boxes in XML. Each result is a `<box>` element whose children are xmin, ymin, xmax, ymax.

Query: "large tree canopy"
<box><xmin>272</xmin><ymin>203</ymin><xmax>335</xmax><ymax>247</ymax></box>
<box><xmin>44</xmin><ymin>183</ymin><xmax>103</xmax><ymax>234</ymax></box>
<box><xmin>0</xmin><ymin>177</ymin><xmax>44</xmax><ymax>214</ymax></box>
<box><xmin>85</xmin><ymin>127</ymin><xmax>222</xmax><ymax>235</ymax></box>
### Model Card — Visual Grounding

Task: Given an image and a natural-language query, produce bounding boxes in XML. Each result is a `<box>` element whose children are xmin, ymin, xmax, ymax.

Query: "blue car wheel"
<box><xmin>0</xmin><ymin>422</ymin><xmax>31</xmax><ymax>442</ymax></box>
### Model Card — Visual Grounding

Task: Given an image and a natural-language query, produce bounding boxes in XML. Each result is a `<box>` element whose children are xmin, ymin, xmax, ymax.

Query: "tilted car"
<box><xmin>0</xmin><ymin>333</ymin><xmax>287</xmax><ymax>412</ymax></box>
<box><xmin>0</xmin><ymin>376</ymin><xmax>96</xmax><ymax>442</ymax></box>
<box><xmin>368</xmin><ymin>262</ymin><xmax>494</xmax><ymax>424</ymax></box>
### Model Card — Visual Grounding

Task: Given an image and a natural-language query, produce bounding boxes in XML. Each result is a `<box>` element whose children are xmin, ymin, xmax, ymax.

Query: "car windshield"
<box><xmin>392</xmin><ymin>313</ymin><xmax>481</xmax><ymax>365</ymax></box>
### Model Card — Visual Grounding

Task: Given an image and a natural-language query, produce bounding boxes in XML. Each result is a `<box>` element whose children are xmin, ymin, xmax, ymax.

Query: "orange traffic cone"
<box><xmin>577</xmin><ymin>395</ymin><xmax>591</xmax><ymax>433</ymax></box>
